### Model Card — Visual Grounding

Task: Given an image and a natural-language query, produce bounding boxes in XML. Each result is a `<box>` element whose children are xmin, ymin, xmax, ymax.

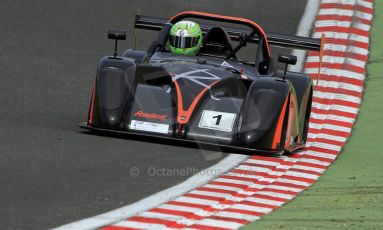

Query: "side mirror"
<box><xmin>107</xmin><ymin>30</ymin><xmax>126</xmax><ymax>40</ymax></box>
<box><xmin>278</xmin><ymin>53</ymin><xmax>297</xmax><ymax>78</ymax></box>
<box><xmin>107</xmin><ymin>30</ymin><xmax>126</xmax><ymax>58</ymax></box>
<box><xmin>278</xmin><ymin>53</ymin><xmax>297</xmax><ymax>65</ymax></box>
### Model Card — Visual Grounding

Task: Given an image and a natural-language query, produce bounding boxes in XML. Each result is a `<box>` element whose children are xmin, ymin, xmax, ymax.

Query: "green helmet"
<box><xmin>168</xmin><ymin>21</ymin><xmax>202</xmax><ymax>56</ymax></box>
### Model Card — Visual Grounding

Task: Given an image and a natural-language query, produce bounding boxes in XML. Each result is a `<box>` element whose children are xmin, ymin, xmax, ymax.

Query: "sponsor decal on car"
<box><xmin>134</xmin><ymin>111</ymin><xmax>168</xmax><ymax>121</ymax></box>
<box><xmin>130</xmin><ymin>120</ymin><xmax>169</xmax><ymax>134</ymax></box>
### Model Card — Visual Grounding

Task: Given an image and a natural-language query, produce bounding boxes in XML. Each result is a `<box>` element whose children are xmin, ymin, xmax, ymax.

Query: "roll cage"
<box><xmin>134</xmin><ymin>11</ymin><xmax>324</xmax><ymax>76</ymax></box>
<box><xmin>142</xmin><ymin>11</ymin><xmax>273</xmax><ymax>75</ymax></box>
<box><xmin>168</xmin><ymin>11</ymin><xmax>271</xmax><ymax>60</ymax></box>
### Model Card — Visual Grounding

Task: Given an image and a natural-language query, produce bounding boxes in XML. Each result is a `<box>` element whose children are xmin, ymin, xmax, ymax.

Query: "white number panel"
<box><xmin>198</xmin><ymin>110</ymin><xmax>237</xmax><ymax>132</ymax></box>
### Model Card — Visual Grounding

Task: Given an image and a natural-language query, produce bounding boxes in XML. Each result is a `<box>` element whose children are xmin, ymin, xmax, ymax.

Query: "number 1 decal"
<box><xmin>212</xmin><ymin>115</ymin><xmax>222</xmax><ymax>125</ymax></box>
<box><xmin>199</xmin><ymin>110</ymin><xmax>236</xmax><ymax>132</ymax></box>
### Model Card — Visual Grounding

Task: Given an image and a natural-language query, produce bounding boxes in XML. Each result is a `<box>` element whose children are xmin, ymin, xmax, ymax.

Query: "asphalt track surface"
<box><xmin>0</xmin><ymin>1</ymin><xmax>306</xmax><ymax>229</ymax></box>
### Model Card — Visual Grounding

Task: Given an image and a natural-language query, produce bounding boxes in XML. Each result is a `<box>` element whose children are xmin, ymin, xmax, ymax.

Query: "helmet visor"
<box><xmin>169</xmin><ymin>35</ymin><xmax>199</xmax><ymax>49</ymax></box>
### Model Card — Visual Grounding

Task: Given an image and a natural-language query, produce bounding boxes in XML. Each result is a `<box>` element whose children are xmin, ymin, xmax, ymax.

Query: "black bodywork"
<box><xmin>81</xmin><ymin>11</ymin><xmax>324</xmax><ymax>155</ymax></box>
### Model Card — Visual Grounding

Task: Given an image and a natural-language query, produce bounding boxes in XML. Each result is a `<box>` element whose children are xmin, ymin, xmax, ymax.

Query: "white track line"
<box><xmin>53</xmin><ymin>154</ymin><xmax>248</xmax><ymax>230</ymax></box>
<box><xmin>289</xmin><ymin>0</ymin><xmax>321</xmax><ymax>72</ymax></box>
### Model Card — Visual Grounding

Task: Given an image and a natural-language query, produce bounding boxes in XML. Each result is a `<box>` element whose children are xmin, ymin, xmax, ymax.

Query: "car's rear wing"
<box><xmin>135</xmin><ymin>15</ymin><xmax>322</xmax><ymax>52</ymax></box>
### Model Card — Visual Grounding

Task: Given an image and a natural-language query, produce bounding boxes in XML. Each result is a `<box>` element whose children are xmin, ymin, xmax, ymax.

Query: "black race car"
<box><xmin>80</xmin><ymin>11</ymin><xmax>325</xmax><ymax>155</ymax></box>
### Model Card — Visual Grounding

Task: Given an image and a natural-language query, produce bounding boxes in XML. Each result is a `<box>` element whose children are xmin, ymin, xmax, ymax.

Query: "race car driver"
<box><xmin>168</xmin><ymin>20</ymin><xmax>203</xmax><ymax>56</ymax></box>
